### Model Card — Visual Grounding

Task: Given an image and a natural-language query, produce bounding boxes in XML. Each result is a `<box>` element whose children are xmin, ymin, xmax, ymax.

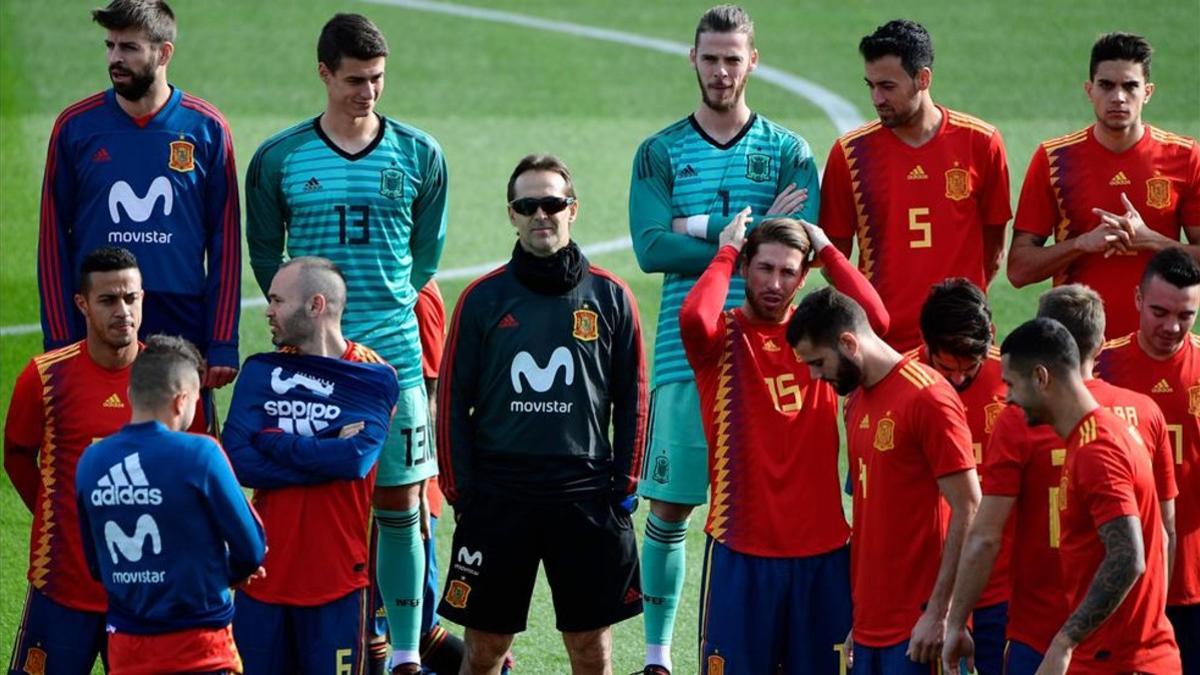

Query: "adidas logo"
<box><xmin>859</xmin><ymin>415</ymin><xmax>870</xmax><ymax>429</ymax></box>
<box><xmin>1152</xmin><ymin>379</ymin><xmax>1173</xmax><ymax>394</ymax></box>
<box><xmin>1109</xmin><ymin>171</ymin><xmax>1131</xmax><ymax>186</ymax></box>
<box><xmin>678</xmin><ymin>164</ymin><xmax>698</xmax><ymax>178</ymax></box>
<box><xmin>102</xmin><ymin>393</ymin><xmax>125</xmax><ymax>408</ymax></box>
<box><xmin>90</xmin><ymin>453</ymin><xmax>162</xmax><ymax>506</ymax></box>
<box><xmin>270</xmin><ymin>367</ymin><xmax>334</xmax><ymax>397</ymax></box>
<box><xmin>907</xmin><ymin>165</ymin><xmax>928</xmax><ymax>180</ymax></box>
<box><xmin>498</xmin><ymin>313</ymin><xmax>519</xmax><ymax>329</ymax></box>
<box><xmin>762</xmin><ymin>338</ymin><xmax>781</xmax><ymax>352</ymax></box>
<box><xmin>92</xmin><ymin>147</ymin><xmax>111</xmax><ymax>163</ymax></box>
<box><xmin>304</xmin><ymin>176</ymin><xmax>322</xmax><ymax>192</ymax></box>
<box><xmin>623</xmin><ymin>586</ymin><xmax>643</xmax><ymax>605</ymax></box>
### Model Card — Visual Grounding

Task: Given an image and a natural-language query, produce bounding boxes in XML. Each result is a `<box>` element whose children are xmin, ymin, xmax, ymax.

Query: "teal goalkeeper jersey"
<box><xmin>629</xmin><ymin>113</ymin><xmax>818</xmax><ymax>388</ymax></box>
<box><xmin>246</xmin><ymin>115</ymin><xmax>447</xmax><ymax>390</ymax></box>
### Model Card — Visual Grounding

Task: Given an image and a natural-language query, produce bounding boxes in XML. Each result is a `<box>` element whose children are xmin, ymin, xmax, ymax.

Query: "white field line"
<box><xmin>1</xmin><ymin>2</ymin><xmax>863</xmax><ymax>337</ymax></box>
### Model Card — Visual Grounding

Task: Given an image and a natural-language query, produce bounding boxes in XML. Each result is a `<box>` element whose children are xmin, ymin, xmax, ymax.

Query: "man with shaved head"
<box><xmin>223</xmin><ymin>255</ymin><xmax>401</xmax><ymax>673</ymax></box>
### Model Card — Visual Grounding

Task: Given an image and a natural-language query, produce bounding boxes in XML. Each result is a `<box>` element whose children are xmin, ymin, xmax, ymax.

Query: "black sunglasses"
<box><xmin>509</xmin><ymin>196</ymin><xmax>576</xmax><ymax>216</ymax></box>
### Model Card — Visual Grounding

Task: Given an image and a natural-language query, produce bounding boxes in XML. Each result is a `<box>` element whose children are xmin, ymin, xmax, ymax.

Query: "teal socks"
<box><xmin>641</xmin><ymin>513</ymin><xmax>689</xmax><ymax>659</ymax></box>
<box><xmin>374</xmin><ymin>507</ymin><xmax>424</xmax><ymax>662</ymax></box>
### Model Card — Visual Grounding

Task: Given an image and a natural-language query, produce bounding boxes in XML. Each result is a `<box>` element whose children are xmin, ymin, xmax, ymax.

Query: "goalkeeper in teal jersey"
<box><xmin>244</xmin><ymin>14</ymin><xmax>446</xmax><ymax>675</ymax></box>
<box><xmin>627</xmin><ymin>6</ymin><xmax>818</xmax><ymax>674</ymax></box>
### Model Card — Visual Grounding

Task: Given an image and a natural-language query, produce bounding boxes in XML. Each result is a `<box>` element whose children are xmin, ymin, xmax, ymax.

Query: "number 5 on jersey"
<box><xmin>908</xmin><ymin>207</ymin><xmax>931</xmax><ymax>248</ymax></box>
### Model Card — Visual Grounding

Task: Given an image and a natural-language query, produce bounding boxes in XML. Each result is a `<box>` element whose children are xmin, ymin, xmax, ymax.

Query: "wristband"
<box><xmin>685</xmin><ymin>214</ymin><xmax>710</xmax><ymax>239</ymax></box>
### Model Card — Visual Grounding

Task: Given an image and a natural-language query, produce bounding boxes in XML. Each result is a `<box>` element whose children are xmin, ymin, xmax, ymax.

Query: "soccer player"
<box><xmin>788</xmin><ymin>287</ymin><xmax>980</xmax><ymax>673</ymax></box>
<box><xmin>1097</xmin><ymin>247</ymin><xmax>1200</xmax><ymax>672</ymax></box>
<box><xmin>438</xmin><ymin>154</ymin><xmax>646</xmax><ymax>674</ymax></box>
<box><xmin>998</xmin><ymin>318</ymin><xmax>1180</xmax><ymax>674</ymax></box>
<box><xmin>37</xmin><ymin>0</ymin><xmax>241</xmax><ymax>421</ymax></box>
<box><xmin>820</xmin><ymin>19</ymin><xmax>1012</xmax><ymax>352</ymax></box>
<box><xmin>245</xmin><ymin>13</ymin><xmax>447</xmax><ymax>672</ymax></box>
<box><xmin>6</xmin><ymin>247</ymin><xmax>143</xmax><ymax>674</ymax></box>
<box><xmin>910</xmin><ymin>279</ymin><xmax>1010</xmax><ymax>675</ymax></box>
<box><xmin>222</xmin><ymin>257</ymin><xmax>401</xmax><ymax>674</ymax></box>
<box><xmin>681</xmin><ymin>213</ymin><xmax>886</xmax><ymax>673</ymax></box>
<box><xmin>942</xmin><ymin>284</ymin><xmax>1178</xmax><ymax>675</ymax></box>
<box><xmin>366</xmin><ymin>280</ymin><xmax>470</xmax><ymax>675</ymax></box>
<box><xmin>1008</xmin><ymin>32</ymin><xmax>1200</xmax><ymax>339</ymax></box>
<box><xmin>628</xmin><ymin>6</ymin><xmax>817</xmax><ymax>670</ymax></box>
<box><xmin>76</xmin><ymin>335</ymin><xmax>266</xmax><ymax>675</ymax></box>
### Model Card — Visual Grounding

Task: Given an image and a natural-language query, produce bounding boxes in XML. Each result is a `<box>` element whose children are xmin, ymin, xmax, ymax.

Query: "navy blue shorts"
<box><xmin>1002</xmin><ymin>638</ymin><xmax>1043</xmax><ymax>675</ymax></box>
<box><xmin>8</xmin><ymin>587</ymin><xmax>106</xmax><ymax>675</ymax></box>
<box><xmin>1167</xmin><ymin>604</ymin><xmax>1200</xmax><ymax>675</ymax></box>
<box><xmin>851</xmin><ymin>640</ymin><xmax>941</xmax><ymax>675</ymax></box>
<box><xmin>234</xmin><ymin>587</ymin><xmax>370</xmax><ymax>675</ymax></box>
<box><xmin>698</xmin><ymin>538</ymin><xmax>851</xmax><ymax>674</ymax></box>
<box><xmin>971</xmin><ymin>602</ymin><xmax>1008</xmax><ymax>675</ymax></box>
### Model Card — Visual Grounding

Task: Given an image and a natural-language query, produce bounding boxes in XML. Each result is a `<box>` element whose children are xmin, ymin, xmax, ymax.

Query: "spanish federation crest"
<box><xmin>984</xmin><ymin>401</ymin><xmax>1005</xmax><ymax>434</ymax></box>
<box><xmin>1189</xmin><ymin>385</ymin><xmax>1200</xmax><ymax>416</ymax></box>
<box><xmin>445</xmin><ymin>580</ymin><xmax>471</xmax><ymax>609</ymax></box>
<box><xmin>573</xmin><ymin>308</ymin><xmax>599</xmax><ymax>341</ymax></box>
<box><xmin>1146</xmin><ymin>177</ymin><xmax>1172</xmax><ymax>210</ymax></box>
<box><xmin>22</xmin><ymin>647</ymin><xmax>47</xmax><ymax>675</ymax></box>
<box><xmin>874</xmin><ymin>417</ymin><xmax>895</xmax><ymax>452</ymax></box>
<box><xmin>168</xmin><ymin>140</ymin><xmax>195</xmax><ymax>172</ymax></box>
<box><xmin>945</xmin><ymin>167</ymin><xmax>970</xmax><ymax>201</ymax></box>
<box><xmin>746</xmin><ymin>153</ymin><xmax>771</xmax><ymax>182</ymax></box>
<box><xmin>380</xmin><ymin>167</ymin><xmax>405</xmax><ymax>200</ymax></box>
<box><xmin>707</xmin><ymin>655</ymin><xmax>726</xmax><ymax>675</ymax></box>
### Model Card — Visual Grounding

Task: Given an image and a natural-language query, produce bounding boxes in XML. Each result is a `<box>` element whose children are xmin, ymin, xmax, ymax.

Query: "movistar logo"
<box><xmin>105</xmin><ymin>514</ymin><xmax>162</xmax><ymax>564</ymax></box>
<box><xmin>90</xmin><ymin>453</ymin><xmax>162</xmax><ymax>507</ymax></box>
<box><xmin>510</xmin><ymin>346</ymin><xmax>574</xmax><ymax>393</ymax></box>
<box><xmin>108</xmin><ymin>176</ymin><xmax>173</xmax><ymax>223</ymax></box>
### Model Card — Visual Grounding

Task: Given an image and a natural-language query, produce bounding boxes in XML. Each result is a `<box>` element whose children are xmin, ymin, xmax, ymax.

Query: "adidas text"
<box><xmin>91</xmin><ymin>484</ymin><xmax>162</xmax><ymax>507</ymax></box>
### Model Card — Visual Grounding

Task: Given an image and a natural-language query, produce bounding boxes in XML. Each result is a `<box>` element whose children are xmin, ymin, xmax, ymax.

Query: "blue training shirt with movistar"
<box><xmin>75</xmin><ymin>421</ymin><xmax>265</xmax><ymax>634</ymax></box>
<box><xmin>38</xmin><ymin>87</ymin><xmax>242</xmax><ymax>369</ymax></box>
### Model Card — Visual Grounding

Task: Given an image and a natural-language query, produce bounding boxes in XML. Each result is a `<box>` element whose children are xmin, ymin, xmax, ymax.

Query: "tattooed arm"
<box><xmin>1035</xmin><ymin>516</ymin><xmax>1145</xmax><ymax>674</ymax></box>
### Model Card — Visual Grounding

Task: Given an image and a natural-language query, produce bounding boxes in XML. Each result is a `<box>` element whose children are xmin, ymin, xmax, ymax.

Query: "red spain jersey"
<box><xmin>1059</xmin><ymin>409</ymin><xmax>1180</xmax><ymax>674</ymax></box>
<box><xmin>844</xmin><ymin>356</ymin><xmax>975</xmax><ymax>647</ymax></box>
<box><xmin>984</xmin><ymin>378</ymin><xmax>1179</xmax><ymax>653</ymax></box>
<box><xmin>3</xmin><ymin>341</ymin><xmax>135</xmax><ymax>612</ymax></box>
<box><xmin>820</xmin><ymin>106</ymin><xmax>1012</xmax><ymax>351</ymax></box>
<box><xmin>1098</xmin><ymin>332</ymin><xmax>1200</xmax><ymax>605</ymax></box>
<box><xmin>909</xmin><ymin>345</ymin><xmax>1011</xmax><ymax>608</ymax></box>
<box><xmin>681</xmin><ymin>246</ymin><xmax>862</xmax><ymax>557</ymax></box>
<box><xmin>415</xmin><ymin>280</ymin><xmax>446</xmax><ymax>518</ymax></box>
<box><xmin>242</xmin><ymin>340</ymin><xmax>388</xmax><ymax>606</ymax></box>
<box><xmin>1014</xmin><ymin>125</ymin><xmax>1200</xmax><ymax>338</ymax></box>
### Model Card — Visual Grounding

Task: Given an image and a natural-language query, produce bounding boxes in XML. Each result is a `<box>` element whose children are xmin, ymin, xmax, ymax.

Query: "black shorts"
<box><xmin>437</xmin><ymin>492</ymin><xmax>642</xmax><ymax>634</ymax></box>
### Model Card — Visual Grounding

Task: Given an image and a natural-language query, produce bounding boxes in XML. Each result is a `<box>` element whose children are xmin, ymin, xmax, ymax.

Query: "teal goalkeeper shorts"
<box><xmin>377</xmin><ymin>383</ymin><xmax>438</xmax><ymax>487</ymax></box>
<box><xmin>637</xmin><ymin>381</ymin><xmax>710</xmax><ymax>506</ymax></box>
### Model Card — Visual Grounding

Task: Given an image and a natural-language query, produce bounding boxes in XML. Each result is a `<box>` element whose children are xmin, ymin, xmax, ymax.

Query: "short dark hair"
<box><xmin>694</xmin><ymin>5</ymin><xmax>755</xmax><ymax>48</ymax></box>
<box><xmin>859</xmin><ymin>19</ymin><xmax>934</xmax><ymax>77</ymax></box>
<box><xmin>318</xmin><ymin>13</ymin><xmax>388</xmax><ymax>73</ymax></box>
<box><xmin>92</xmin><ymin>0</ymin><xmax>176</xmax><ymax>43</ymax></box>
<box><xmin>740</xmin><ymin>218</ymin><xmax>811</xmax><ymax>270</ymax></box>
<box><xmin>920</xmin><ymin>278</ymin><xmax>991</xmax><ymax>358</ymax></box>
<box><xmin>78</xmin><ymin>246</ymin><xmax>139</xmax><ymax>294</ymax></box>
<box><xmin>1090</xmin><ymin>32</ymin><xmax>1152</xmax><ymax>80</ymax></box>
<box><xmin>1142</xmin><ymin>246</ymin><xmax>1200</xmax><ymax>290</ymax></box>
<box><xmin>1000</xmin><ymin>317</ymin><xmax>1079</xmax><ymax>379</ymax></box>
<box><xmin>1037</xmin><ymin>284</ymin><xmax>1106</xmax><ymax>359</ymax></box>
<box><xmin>786</xmin><ymin>287</ymin><xmax>869</xmax><ymax>349</ymax></box>
<box><xmin>129</xmin><ymin>334</ymin><xmax>202</xmax><ymax>411</ymax></box>
<box><xmin>506</xmin><ymin>153</ymin><xmax>577</xmax><ymax>202</ymax></box>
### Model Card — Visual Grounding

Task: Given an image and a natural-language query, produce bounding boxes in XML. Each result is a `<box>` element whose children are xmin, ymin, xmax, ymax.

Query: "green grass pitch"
<box><xmin>1</xmin><ymin>1</ymin><xmax>1197</xmax><ymax>672</ymax></box>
